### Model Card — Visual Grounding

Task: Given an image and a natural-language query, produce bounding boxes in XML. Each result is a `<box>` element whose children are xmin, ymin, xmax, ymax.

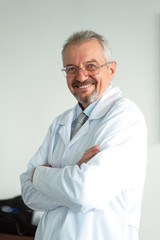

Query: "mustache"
<box><xmin>72</xmin><ymin>79</ymin><xmax>97</xmax><ymax>88</ymax></box>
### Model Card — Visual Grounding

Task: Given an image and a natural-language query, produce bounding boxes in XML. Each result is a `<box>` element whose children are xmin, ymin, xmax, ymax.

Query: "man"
<box><xmin>20</xmin><ymin>30</ymin><xmax>147</xmax><ymax>240</ymax></box>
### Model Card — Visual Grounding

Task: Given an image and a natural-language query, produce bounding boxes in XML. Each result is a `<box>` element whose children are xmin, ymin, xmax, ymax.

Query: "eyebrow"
<box><xmin>65</xmin><ymin>60</ymin><xmax>98</xmax><ymax>68</ymax></box>
<box><xmin>65</xmin><ymin>64</ymin><xmax>77</xmax><ymax>67</ymax></box>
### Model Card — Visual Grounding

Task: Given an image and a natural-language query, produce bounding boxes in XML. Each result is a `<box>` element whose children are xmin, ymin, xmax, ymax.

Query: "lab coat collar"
<box><xmin>90</xmin><ymin>86</ymin><xmax>122</xmax><ymax>120</ymax></box>
<box><xmin>59</xmin><ymin>86</ymin><xmax>122</xmax><ymax>145</ymax></box>
<box><xmin>59</xmin><ymin>86</ymin><xmax>122</xmax><ymax>124</ymax></box>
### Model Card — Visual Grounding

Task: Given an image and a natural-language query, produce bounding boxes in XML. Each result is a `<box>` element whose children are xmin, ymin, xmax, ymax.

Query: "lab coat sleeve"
<box><xmin>20</xmin><ymin>168</ymin><xmax>59</xmax><ymax>211</ymax></box>
<box><xmin>20</xmin><ymin>125</ymin><xmax>60</xmax><ymax>211</ymax></box>
<box><xmin>32</xmin><ymin>102</ymin><xmax>147</xmax><ymax>212</ymax></box>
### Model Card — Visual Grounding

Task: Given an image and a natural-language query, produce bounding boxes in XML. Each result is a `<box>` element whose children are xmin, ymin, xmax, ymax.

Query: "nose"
<box><xmin>76</xmin><ymin>68</ymin><xmax>88</xmax><ymax>82</ymax></box>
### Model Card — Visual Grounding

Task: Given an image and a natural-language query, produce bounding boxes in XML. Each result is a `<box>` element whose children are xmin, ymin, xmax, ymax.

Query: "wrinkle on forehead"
<box><xmin>63</xmin><ymin>40</ymin><xmax>105</xmax><ymax>67</ymax></box>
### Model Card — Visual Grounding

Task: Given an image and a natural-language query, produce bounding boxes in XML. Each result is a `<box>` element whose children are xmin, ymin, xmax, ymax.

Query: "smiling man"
<box><xmin>63</xmin><ymin>39</ymin><xmax>116</xmax><ymax>109</ymax></box>
<box><xmin>20</xmin><ymin>30</ymin><xmax>147</xmax><ymax>240</ymax></box>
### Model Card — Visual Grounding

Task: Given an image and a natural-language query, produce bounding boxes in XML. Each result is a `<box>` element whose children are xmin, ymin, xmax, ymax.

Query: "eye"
<box><xmin>66</xmin><ymin>66</ymin><xmax>77</xmax><ymax>73</ymax></box>
<box><xmin>86</xmin><ymin>63</ymin><xmax>97</xmax><ymax>71</ymax></box>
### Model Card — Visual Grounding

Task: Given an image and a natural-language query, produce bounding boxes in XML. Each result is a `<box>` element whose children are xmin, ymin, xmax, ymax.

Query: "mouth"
<box><xmin>72</xmin><ymin>80</ymin><xmax>96</xmax><ymax>90</ymax></box>
<box><xmin>78</xmin><ymin>84</ymin><xmax>93</xmax><ymax>89</ymax></box>
<box><xmin>71</xmin><ymin>80</ymin><xmax>98</xmax><ymax>106</ymax></box>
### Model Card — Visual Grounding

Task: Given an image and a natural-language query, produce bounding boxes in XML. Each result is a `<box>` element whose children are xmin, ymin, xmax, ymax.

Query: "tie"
<box><xmin>72</xmin><ymin>113</ymin><xmax>88</xmax><ymax>138</ymax></box>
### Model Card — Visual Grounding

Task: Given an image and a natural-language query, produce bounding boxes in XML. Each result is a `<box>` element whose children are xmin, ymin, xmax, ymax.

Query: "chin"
<box><xmin>75</xmin><ymin>91</ymin><xmax>98</xmax><ymax>106</ymax></box>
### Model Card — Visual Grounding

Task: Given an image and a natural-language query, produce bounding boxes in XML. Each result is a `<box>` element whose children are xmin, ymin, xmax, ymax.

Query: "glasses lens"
<box><xmin>66</xmin><ymin>67</ymin><xmax>78</xmax><ymax>77</ymax></box>
<box><xmin>62</xmin><ymin>64</ymin><xmax>100</xmax><ymax>77</ymax></box>
<box><xmin>85</xmin><ymin>63</ymin><xmax>99</xmax><ymax>75</ymax></box>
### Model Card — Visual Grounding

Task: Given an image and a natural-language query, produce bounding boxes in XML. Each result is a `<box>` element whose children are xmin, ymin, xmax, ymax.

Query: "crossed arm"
<box><xmin>21</xmin><ymin>145</ymin><xmax>101</xmax><ymax>212</ymax></box>
<box><xmin>21</xmin><ymin>103</ymin><xmax>147</xmax><ymax>213</ymax></box>
<box><xmin>31</xmin><ymin>145</ymin><xmax>100</xmax><ymax>182</ymax></box>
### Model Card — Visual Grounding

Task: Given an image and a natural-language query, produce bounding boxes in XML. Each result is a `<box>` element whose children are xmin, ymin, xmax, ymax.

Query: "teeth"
<box><xmin>79</xmin><ymin>84</ymin><xmax>91</xmax><ymax>89</ymax></box>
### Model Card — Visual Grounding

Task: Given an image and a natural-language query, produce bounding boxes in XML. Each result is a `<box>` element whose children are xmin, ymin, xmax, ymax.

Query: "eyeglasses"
<box><xmin>61</xmin><ymin>62</ymin><xmax>110</xmax><ymax>78</ymax></box>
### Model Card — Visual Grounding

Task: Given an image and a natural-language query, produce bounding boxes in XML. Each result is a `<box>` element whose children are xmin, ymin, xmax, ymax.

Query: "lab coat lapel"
<box><xmin>59</xmin><ymin>122</ymin><xmax>71</xmax><ymax>146</ymax></box>
<box><xmin>59</xmin><ymin>108</ymin><xmax>76</xmax><ymax>146</ymax></box>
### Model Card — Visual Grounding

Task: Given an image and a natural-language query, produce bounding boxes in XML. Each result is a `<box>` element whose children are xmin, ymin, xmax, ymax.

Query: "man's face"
<box><xmin>63</xmin><ymin>40</ymin><xmax>116</xmax><ymax>109</ymax></box>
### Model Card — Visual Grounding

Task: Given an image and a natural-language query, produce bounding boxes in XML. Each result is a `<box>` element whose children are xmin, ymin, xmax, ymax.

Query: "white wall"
<box><xmin>0</xmin><ymin>0</ymin><xmax>160</xmax><ymax>239</ymax></box>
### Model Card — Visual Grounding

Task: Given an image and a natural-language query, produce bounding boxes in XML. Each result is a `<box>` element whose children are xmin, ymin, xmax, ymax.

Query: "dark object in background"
<box><xmin>0</xmin><ymin>196</ymin><xmax>36</xmax><ymax>236</ymax></box>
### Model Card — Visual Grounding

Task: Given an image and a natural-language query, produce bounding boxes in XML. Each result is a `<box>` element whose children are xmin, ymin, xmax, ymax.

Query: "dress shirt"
<box><xmin>20</xmin><ymin>86</ymin><xmax>147</xmax><ymax>240</ymax></box>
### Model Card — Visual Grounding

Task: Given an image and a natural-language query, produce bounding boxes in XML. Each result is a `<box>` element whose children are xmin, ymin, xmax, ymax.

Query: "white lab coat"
<box><xmin>20</xmin><ymin>86</ymin><xmax>147</xmax><ymax>240</ymax></box>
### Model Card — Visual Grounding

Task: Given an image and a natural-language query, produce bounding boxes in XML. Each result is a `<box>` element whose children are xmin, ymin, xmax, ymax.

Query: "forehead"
<box><xmin>63</xmin><ymin>40</ymin><xmax>105</xmax><ymax>66</ymax></box>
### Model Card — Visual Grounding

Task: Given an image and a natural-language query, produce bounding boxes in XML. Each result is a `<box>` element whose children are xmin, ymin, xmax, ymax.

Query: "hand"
<box><xmin>31</xmin><ymin>164</ymin><xmax>52</xmax><ymax>182</ymax></box>
<box><xmin>77</xmin><ymin>145</ymin><xmax>100</xmax><ymax>167</ymax></box>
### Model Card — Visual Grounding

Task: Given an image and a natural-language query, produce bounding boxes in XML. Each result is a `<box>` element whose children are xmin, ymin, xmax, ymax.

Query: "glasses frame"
<box><xmin>61</xmin><ymin>62</ymin><xmax>111</xmax><ymax>78</ymax></box>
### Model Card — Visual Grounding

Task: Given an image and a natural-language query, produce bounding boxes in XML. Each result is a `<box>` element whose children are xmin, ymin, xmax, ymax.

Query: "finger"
<box><xmin>86</xmin><ymin>145</ymin><xmax>100</xmax><ymax>153</ymax></box>
<box><xmin>77</xmin><ymin>146</ymin><xmax>100</xmax><ymax>167</ymax></box>
<box><xmin>85</xmin><ymin>149</ymin><xmax>99</xmax><ymax>159</ymax></box>
<box><xmin>84</xmin><ymin>146</ymin><xmax>100</xmax><ymax>158</ymax></box>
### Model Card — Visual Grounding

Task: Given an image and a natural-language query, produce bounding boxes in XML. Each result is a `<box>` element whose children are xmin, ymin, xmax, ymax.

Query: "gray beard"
<box><xmin>74</xmin><ymin>90</ymin><xmax>98</xmax><ymax>106</ymax></box>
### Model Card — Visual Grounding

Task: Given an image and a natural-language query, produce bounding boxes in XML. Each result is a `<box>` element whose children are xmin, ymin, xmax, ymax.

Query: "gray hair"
<box><xmin>62</xmin><ymin>30</ymin><xmax>113</xmax><ymax>65</ymax></box>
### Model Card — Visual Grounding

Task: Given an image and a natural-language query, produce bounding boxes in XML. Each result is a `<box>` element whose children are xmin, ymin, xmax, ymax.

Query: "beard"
<box><xmin>74</xmin><ymin>89</ymin><xmax>98</xmax><ymax>105</ymax></box>
<box><xmin>72</xmin><ymin>79</ymin><xmax>98</xmax><ymax>106</ymax></box>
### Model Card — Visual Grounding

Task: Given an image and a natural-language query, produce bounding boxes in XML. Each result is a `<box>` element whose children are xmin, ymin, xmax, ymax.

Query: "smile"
<box><xmin>78</xmin><ymin>84</ymin><xmax>93</xmax><ymax>89</ymax></box>
<box><xmin>72</xmin><ymin>80</ymin><xmax>97</xmax><ymax>90</ymax></box>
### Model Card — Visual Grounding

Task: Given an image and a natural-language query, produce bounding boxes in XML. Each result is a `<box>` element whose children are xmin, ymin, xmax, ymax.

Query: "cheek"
<box><xmin>94</xmin><ymin>77</ymin><xmax>101</xmax><ymax>89</ymax></box>
<box><xmin>67</xmin><ymin>78</ymin><xmax>71</xmax><ymax>87</ymax></box>
<box><xmin>67</xmin><ymin>79</ymin><xmax>74</xmax><ymax>92</ymax></box>
<box><xmin>95</xmin><ymin>76</ymin><xmax>109</xmax><ymax>93</ymax></box>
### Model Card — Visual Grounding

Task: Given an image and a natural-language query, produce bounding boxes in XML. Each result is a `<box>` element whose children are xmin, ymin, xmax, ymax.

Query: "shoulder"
<box><xmin>109</xmin><ymin>96</ymin><xmax>145</xmax><ymax>121</ymax></box>
<box><xmin>97</xmin><ymin>86</ymin><xmax>146</xmax><ymax>130</ymax></box>
<box><xmin>106</xmin><ymin>96</ymin><xmax>147</xmax><ymax>138</ymax></box>
<box><xmin>92</xmin><ymin>86</ymin><xmax>145</xmax><ymax>123</ymax></box>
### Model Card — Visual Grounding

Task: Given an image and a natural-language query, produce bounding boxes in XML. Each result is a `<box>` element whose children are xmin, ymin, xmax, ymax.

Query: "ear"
<box><xmin>109</xmin><ymin>61</ymin><xmax>116</xmax><ymax>76</ymax></box>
